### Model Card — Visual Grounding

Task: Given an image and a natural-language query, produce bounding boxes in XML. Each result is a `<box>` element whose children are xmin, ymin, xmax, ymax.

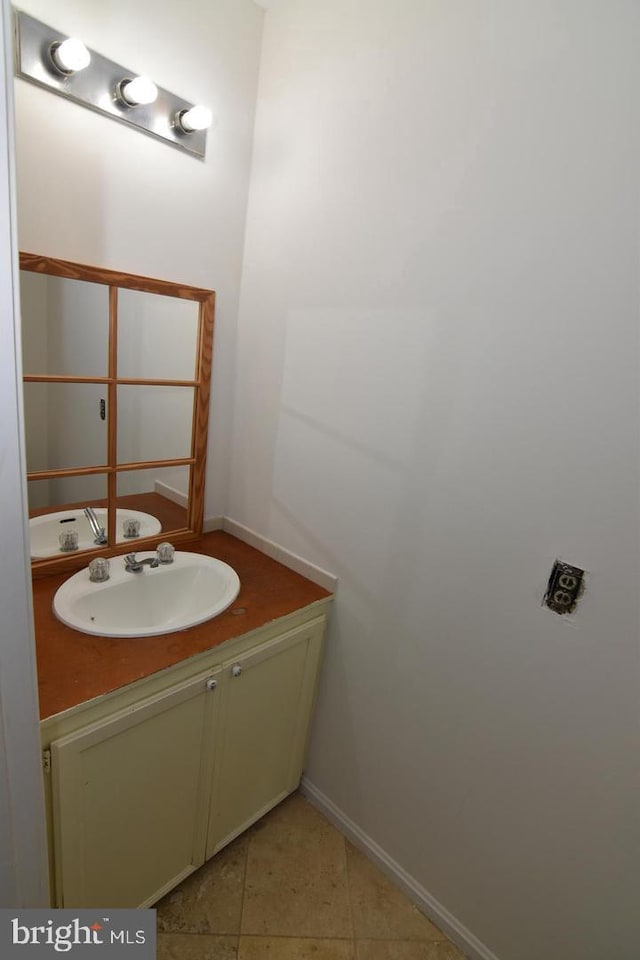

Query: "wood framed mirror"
<box><xmin>20</xmin><ymin>253</ymin><xmax>214</xmax><ymax>576</ymax></box>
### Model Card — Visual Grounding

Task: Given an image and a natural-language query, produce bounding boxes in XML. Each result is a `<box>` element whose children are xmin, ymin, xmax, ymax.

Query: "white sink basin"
<box><xmin>30</xmin><ymin>508</ymin><xmax>162</xmax><ymax>559</ymax></box>
<box><xmin>53</xmin><ymin>551</ymin><xmax>241</xmax><ymax>638</ymax></box>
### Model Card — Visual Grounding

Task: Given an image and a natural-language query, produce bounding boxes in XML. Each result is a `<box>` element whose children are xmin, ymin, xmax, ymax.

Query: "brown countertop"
<box><xmin>33</xmin><ymin>531</ymin><xmax>332</xmax><ymax>720</ymax></box>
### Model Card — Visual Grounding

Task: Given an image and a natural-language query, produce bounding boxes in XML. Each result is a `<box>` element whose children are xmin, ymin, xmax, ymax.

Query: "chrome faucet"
<box><xmin>84</xmin><ymin>507</ymin><xmax>107</xmax><ymax>545</ymax></box>
<box><xmin>124</xmin><ymin>553</ymin><xmax>159</xmax><ymax>573</ymax></box>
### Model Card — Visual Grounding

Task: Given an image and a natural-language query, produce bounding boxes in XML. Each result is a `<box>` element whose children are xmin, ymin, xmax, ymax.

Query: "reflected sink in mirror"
<box><xmin>53</xmin><ymin>552</ymin><xmax>241</xmax><ymax>638</ymax></box>
<box><xmin>29</xmin><ymin>508</ymin><xmax>162</xmax><ymax>559</ymax></box>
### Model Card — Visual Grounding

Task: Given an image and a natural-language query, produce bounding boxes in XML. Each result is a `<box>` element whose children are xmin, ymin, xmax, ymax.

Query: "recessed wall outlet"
<box><xmin>543</xmin><ymin>560</ymin><xmax>585</xmax><ymax>615</ymax></box>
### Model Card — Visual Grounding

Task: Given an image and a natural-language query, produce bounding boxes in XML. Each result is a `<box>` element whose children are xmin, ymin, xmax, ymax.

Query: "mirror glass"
<box><xmin>28</xmin><ymin>475</ymin><xmax>109</xmax><ymax>560</ymax></box>
<box><xmin>117</xmin><ymin>385</ymin><xmax>194</xmax><ymax>464</ymax></box>
<box><xmin>28</xmin><ymin>474</ymin><xmax>108</xmax><ymax>515</ymax></box>
<box><xmin>20</xmin><ymin>272</ymin><xmax>109</xmax><ymax>377</ymax></box>
<box><xmin>117</xmin><ymin>288</ymin><xmax>199</xmax><ymax>380</ymax></box>
<box><xmin>116</xmin><ymin>465</ymin><xmax>190</xmax><ymax>533</ymax></box>
<box><xmin>23</xmin><ymin>382</ymin><xmax>108</xmax><ymax>471</ymax></box>
<box><xmin>20</xmin><ymin>253</ymin><xmax>214</xmax><ymax>570</ymax></box>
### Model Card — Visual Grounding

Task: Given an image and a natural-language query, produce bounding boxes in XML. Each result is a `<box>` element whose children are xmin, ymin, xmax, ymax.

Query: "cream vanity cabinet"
<box><xmin>41</xmin><ymin>609</ymin><xmax>327</xmax><ymax>908</ymax></box>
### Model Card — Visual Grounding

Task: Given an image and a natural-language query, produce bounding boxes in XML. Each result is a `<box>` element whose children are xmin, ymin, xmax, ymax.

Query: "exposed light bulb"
<box><xmin>118</xmin><ymin>76</ymin><xmax>158</xmax><ymax>107</ymax></box>
<box><xmin>176</xmin><ymin>105</ymin><xmax>213</xmax><ymax>133</ymax></box>
<box><xmin>50</xmin><ymin>37</ymin><xmax>91</xmax><ymax>74</ymax></box>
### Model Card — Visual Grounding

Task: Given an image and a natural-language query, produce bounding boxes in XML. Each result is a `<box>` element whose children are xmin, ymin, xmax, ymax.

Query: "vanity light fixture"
<box><xmin>117</xmin><ymin>76</ymin><xmax>158</xmax><ymax>107</ymax></box>
<box><xmin>14</xmin><ymin>10</ymin><xmax>211</xmax><ymax>159</ymax></box>
<box><xmin>49</xmin><ymin>37</ymin><xmax>90</xmax><ymax>75</ymax></box>
<box><xmin>175</xmin><ymin>105</ymin><xmax>213</xmax><ymax>134</ymax></box>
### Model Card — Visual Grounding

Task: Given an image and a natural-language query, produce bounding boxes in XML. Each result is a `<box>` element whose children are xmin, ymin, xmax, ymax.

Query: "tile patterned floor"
<box><xmin>156</xmin><ymin>792</ymin><xmax>467</xmax><ymax>960</ymax></box>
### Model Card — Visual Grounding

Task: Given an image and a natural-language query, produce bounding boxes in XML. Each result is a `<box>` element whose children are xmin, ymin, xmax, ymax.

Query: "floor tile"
<box><xmin>157</xmin><ymin>933</ymin><xmax>238</xmax><ymax>959</ymax></box>
<box><xmin>154</xmin><ymin>793</ymin><xmax>466</xmax><ymax>960</ymax></box>
<box><xmin>239</xmin><ymin>936</ymin><xmax>355</xmax><ymax>959</ymax></box>
<box><xmin>346</xmin><ymin>843</ymin><xmax>443</xmax><ymax>941</ymax></box>
<box><xmin>156</xmin><ymin>834</ymin><xmax>248</xmax><ymax>935</ymax></box>
<box><xmin>241</xmin><ymin>794</ymin><xmax>352</xmax><ymax>938</ymax></box>
<box><xmin>356</xmin><ymin>942</ymin><xmax>466</xmax><ymax>960</ymax></box>
<box><xmin>250</xmin><ymin>792</ymin><xmax>335</xmax><ymax>833</ymax></box>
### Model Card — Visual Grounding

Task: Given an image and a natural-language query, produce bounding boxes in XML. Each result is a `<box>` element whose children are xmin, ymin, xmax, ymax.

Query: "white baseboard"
<box><xmin>221</xmin><ymin>518</ymin><xmax>338</xmax><ymax>592</ymax></box>
<box><xmin>154</xmin><ymin>480</ymin><xmax>188</xmax><ymax>509</ymax></box>
<box><xmin>203</xmin><ymin>515</ymin><xmax>224</xmax><ymax>533</ymax></box>
<box><xmin>300</xmin><ymin>776</ymin><xmax>500</xmax><ymax>960</ymax></box>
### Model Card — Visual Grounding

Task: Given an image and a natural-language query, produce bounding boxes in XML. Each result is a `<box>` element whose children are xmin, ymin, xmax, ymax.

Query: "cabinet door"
<box><xmin>50</xmin><ymin>668</ymin><xmax>221</xmax><ymax>908</ymax></box>
<box><xmin>206</xmin><ymin>617</ymin><xmax>324</xmax><ymax>857</ymax></box>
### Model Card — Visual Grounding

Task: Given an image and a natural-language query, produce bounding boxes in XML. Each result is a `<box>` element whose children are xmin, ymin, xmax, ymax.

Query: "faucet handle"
<box><xmin>89</xmin><ymin>557</ymin><xmax>110</xmax><ymax>582</ymax></box>
<box><xmin>156</xmin><ymin>542</ymin><xmax>175</xmax><ymax>564</ymax></box>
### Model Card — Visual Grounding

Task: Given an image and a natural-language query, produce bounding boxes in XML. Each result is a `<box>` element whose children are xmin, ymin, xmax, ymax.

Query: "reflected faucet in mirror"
<box><xmin>84</xmin><ymin>507</ymin><xmax>107</xmax><ymax>545</ymax></box>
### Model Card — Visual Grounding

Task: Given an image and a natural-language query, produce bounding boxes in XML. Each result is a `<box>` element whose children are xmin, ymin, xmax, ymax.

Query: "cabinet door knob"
<box><xmin>231</xmin><ymin>664</ymin><xmax>242</xmax><ymax>677</ymax></box>
<box><xmin>205</xmin><ymin>677</ymin><xmax>217</xmax><ymax>691</ymax></box>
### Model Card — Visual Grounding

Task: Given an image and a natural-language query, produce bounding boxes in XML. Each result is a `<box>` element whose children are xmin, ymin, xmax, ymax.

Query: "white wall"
<box><xmin>231</xmin><ymin>2</ymin><xmax>640</xmax><ymax>958</ymax></box>
<box><xmin>14</xmin><ymin>0</ymin><xmax>265</xmax><ymax>518</ymax></box>
<box><xmin>0</xmin><ymin>0</ymin><xmax>48</xmax><ymax>905</ymax></box>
